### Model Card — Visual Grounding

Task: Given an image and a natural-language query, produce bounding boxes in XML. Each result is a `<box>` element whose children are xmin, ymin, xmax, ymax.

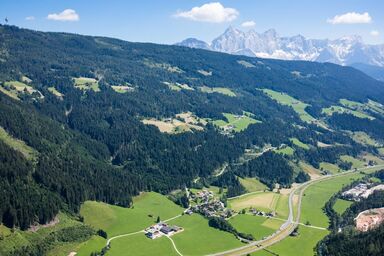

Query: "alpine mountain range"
<box><xmin>176</xmin><ymin>26</ymin><xmax>384</xmax><ymax>81</ymax></box>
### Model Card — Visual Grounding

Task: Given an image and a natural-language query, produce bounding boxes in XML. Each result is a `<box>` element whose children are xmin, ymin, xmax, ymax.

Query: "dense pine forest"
<box><xmin>0</xmin><ymin>24</ymin><xmax>383</xmax><ymax>232</ymax></box>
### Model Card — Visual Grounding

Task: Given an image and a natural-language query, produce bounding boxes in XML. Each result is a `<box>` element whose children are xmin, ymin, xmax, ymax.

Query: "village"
<box><xmin>187</xmin><ymin>189</ymin><xmax>234</xmax><ymax>218</ymax></box>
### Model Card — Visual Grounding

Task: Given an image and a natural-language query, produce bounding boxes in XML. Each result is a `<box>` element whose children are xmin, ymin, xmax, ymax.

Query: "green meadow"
<box><xmin>48</xmin><ymin>86</ymin><xmax>64</xmax><ymax>97</ymax></box>
<box><xmin>80</xmin><ymin>192</ymin><xmax>184</xmax><ymax>237</ymax></box>
<box><xmin>164</xmin><ymin>82</ymin><xmax>194</xmax><ymax>91</ymax></box>
<box><xmin>274</xmin><ymin>146</ymin><xmax>295</xmax><ymax>156</ymax></box>
<box><xmin>212</xmin><ymin>112</ymin><xmax>261</xmax><ymax>132</ymax></box>
<box><xmin>238</xmin><ymin>177</ymin><xmax>268</xmax><ymax>192</ymax></box>
<box><xmin>229</xmin><ymin>214</ymin><xmax>284</xmax><ymax>240</ymax></box>
<box><xmin>300</xmin><ymin>172</ymin><xmax>365</xmax><ymax>228</ymax></box>
<box><xmin>228</xmin><ymin>192</ymin><xmax>289</xmax><ymax>219</ymax></box>
<box><xmin>339</xmin><ymin>155</ymin><xmax>366</xmax><ymax>169</ymax></box>
<box><xmin>252</xmin><ymin>225</ymin><xmax>329</xmax><ymax>256</ymax></box>
<box><xmin>167</xmin><ymin>214</ymin><xmax>242</xmax><ymax>255</ymax></box>
<box><xmin>322</xmin><ymin>105</ymin><xmax>374</xmax><ymax>120</ymax></box>
<box><xmin>0</xmin><ymin>126</ymin><xmax>38</xmax><ymax>161</ymax></box>
<box><xmin>199</xmin><ymin>86</ymin><xmax>236</xmax><ymax>97</ymax></box>
<box><xmin>319</xmin><ymin>162</ymin><xmax>340</xmax><ymax>174</ymax></box>
<box><xmin>290</xmin><ymin>138</ymin><xmax>310</xmax><ymax>150</ymax></box>
<box><xmin>333</xmin><ymin>199</ymin><xmax>353</xmax><ymax>215</ymax></box>
<box><xmin>261</xmin><ymin>89</ymin><xmax>315</xmax><ymax>123</ymax></box>
<box><xmin>107</xmin><ymin>234</ymin><xmax>178</xmax><ymax>256</ymax></box>
<box><xmin>0</xmin><ymin>80</ymin><xmax>42</xmax><ymax>100</ymax></box>
<box><xmin>74</xmin><ymin>77</ymin><xmax>100</xmax><ymax>92</ymax></box>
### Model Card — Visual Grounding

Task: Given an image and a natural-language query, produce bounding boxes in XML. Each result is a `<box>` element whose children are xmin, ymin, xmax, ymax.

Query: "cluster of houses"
<box><xmin>144</xmin><ymin>222</ymin><xmax>183</xmax><ymax>239</ymax></box>
<box><xmin>342</xmin><ymin>183</ymin><xmax>384</xmax><ymax>201</ymax></box>
<box><xmin>189</xmin><ymin>189</ymin><xmax>233</xmax><ymax>218</ymax></box>
<box><xmin>249</xmin><ymin>208</ymin><xmax>276</xmax><ymax>217</ymax></box>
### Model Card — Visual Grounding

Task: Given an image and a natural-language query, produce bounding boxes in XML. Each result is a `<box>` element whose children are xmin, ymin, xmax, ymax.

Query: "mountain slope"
<box><xmin>0</xmin><ymin>25</ymin><xmax>383</xmax><ymax>238</ymax></box>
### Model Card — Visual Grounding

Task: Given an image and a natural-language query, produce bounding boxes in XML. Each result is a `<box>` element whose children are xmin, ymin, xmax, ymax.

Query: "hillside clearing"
<box><xmin>211</xmin><ymin>112</ymin><xmax>261</xmax><ymax>133</ymax></box>
<box><xmin>261</xmin><ymin>89</ymin><xmax>315</xmax><ymax>123</ymax></box>
<box><xmin>73</xmin><ymin>77</ymin><xmax>100</xmax><ymax>92</ymax></box>
<box><xmin>199</xmin><ymin>86</ymin><xmax>236</xmax><ymax>97</ymax></box>
<box><xmin>111</xmin><ymin>85</ymin><xmax>134</xmax><ymax>93</ymax></box>
<box><xmin>238</xmin><ymin>177</ymin><xmax>268</xmax><ymax>192</ymax></box>
<box><xmin>163</xmin><ymin>81</ymin><xmax>194</xmax><ymax>91</ymax></box>
<box><xmin>142</xmin><ymin>112</ymin><xmax>205</xmax><ymax>134</ymax></box>
<box><xmin>48</xmin><ymin>87</ymin><xmax>64</xmax><ymax>98</ymax></box>
<box><xmin>0</xmin><ymin>126</ymin><xmax>38</xmax><ymax>161</ymax></box>
<box><xmin>290</xmin><ymin>138</ymin><xmax>310</xmax><ymax>150</ymax></box>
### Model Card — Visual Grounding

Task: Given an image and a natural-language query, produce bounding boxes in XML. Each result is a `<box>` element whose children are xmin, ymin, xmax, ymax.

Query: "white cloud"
<box><xmin>327</xmin><ymin>12</ymin><xmax>372</xmax><ymax>24</ymax></box>
<box><xmin>241</xmin><ymin>20</ymin><xmax>256</xmax><ymax>28</ymax></box>
<box><xmin>25</xmin><ymin>16</ymin><xmax>35</xmax><ymax>21</ymax></box>
<box><xmin>370</xmin><ymin>30</ymin><xmax>379</xmax><ymax>36</ymax></box>
<box><xmin>47</xmin><ymin>9</ymin><xmax>79</xmax><ymax>21</ymax></box>
<box><xmin>174</xmin><ymin>2</ymin><xmax>238</xmax><ymax>23</ymax></box>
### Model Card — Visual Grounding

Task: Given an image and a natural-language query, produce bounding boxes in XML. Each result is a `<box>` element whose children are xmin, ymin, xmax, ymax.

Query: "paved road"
<box><xmin>210</xmin><ymin>164</ymin><xmax>384</xmax><ymax>256</ymax></box>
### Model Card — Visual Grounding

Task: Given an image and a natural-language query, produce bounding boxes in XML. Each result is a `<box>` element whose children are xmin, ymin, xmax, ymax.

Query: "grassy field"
<box><xmin>350</xmin><ymin>131</ymin><xmax>380</xmax><ymax>147</ymax></box>
<box><xmin>333</xmin><ymin>199</ymin><xmax>353</xmax><ymax>215</ymax></box>
<box><xmin>319</xmin><ymin>162</ymin><xmax>340</xmax><ymax>174</ymax></box>
<box><xmin>168</xmin><ymin>214</ymin><xmax>242</xmax><ymax>255</ymax></box>
<box><xmin>229</xmin><ymin>214</ymin><xmax>284</xmax><ymax>240</ymax></box>
<box><xmin>339</xmin><ymin>155</ymin><xmax>366</xmax><ymax>169</ymax></box>
<box><xmin>0</xmin><ymin>126</ymin><xmax>38</xmax><ymax>161</ymax></box>
<box><xmin>261</xmin><ymin>89</ymin><xmax>315</xmax><ymax>123</ymax></box>
<box><xmin>47</xmin><ymin>87</ymin><xmax>64</xmax><ymax>98</ymax></box>
<box><xmin>274</xmin><ymin>146</ymin><xmax>295</xmax><ymax>156</ymax></box>
<box><xmin>299</xmin><ymin>162</ymin><xmax>321</xmax><ymax>176</ymax></box>
<box><xmin>228</xmin><ymin>192</ymin><xmax>286</xmax><ymax>218</ymax></box>
<box><xmin>322</xmin><ymin>105</ymin><xmax>374</xmax><ymax>120</ymax></box>
<box><xmin>238</xmin><ymin>177</ymin><xmax>268</xmax><ymax>192</ymax></box>
<box><xmin>107</xmin><ymin>234</ymin><xmax>178</xmax><ymax>256</ymax></box>
<box><xmin>142</xmin><ymin>112</ymin><xmax>204</xmax><ymax>134</ymax></box>
<box><xmin>212</xmin><ymin>113</ymin><xmax>261</xmax><ymax>132</ymax></box>
<box><xmin>340</xmin><ymin>98</ymin><xmax>384</xmax><ymax>116</ymax></box>
<box><xmin>252</xmin><ymin>225</ymin><xmax>329</xmax><ymax>256</ymax></box>
<box><xmin>274</xmin><ymin>194</ymin><xmax>290</xmax><ymax>219</ymax></box>
<box><xmin>111</xmin><ymin>85</ymin><xmax>134</xmax><ymax>93</ymax></box>
<box><xmin>74</xmin><ymin>77</ymin><xmax>100</xmax><ymax>92</ymax></box>
<box><xmin>163</xmin><ymin>82</ymin><xmax>194</xmax><ymax>91</ymax></box>
<box><xmin>290</xmin><ymin>138</ymin><xmax>310</xmax><ymax>150</ymax></box>
<box><xmin>300</xmin><ymin>173</ymin><xmax>365</xmax><ymax>228</ymax></box>
<box><xmin>199</xmin><ymin>86</ymin><xmax>236</xmax><ymax>97</ymax></box>
<box><xmin>143</xmin><ymin>60</ymin><xmax>184</xmax><ymax>73</ymax></box>
<box><xmin>80</xmin><ymin>192</ymin><xmax>184</xmax><ymax>237</ymax></box>
<box><xmin>1</xmin><ymin>81</ymin><xmax>42</xmax><ymax>100</ymax></box>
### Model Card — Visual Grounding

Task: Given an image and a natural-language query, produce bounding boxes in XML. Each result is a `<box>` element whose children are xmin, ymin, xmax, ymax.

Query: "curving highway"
<box><xmin>210</xmin><ymin>164</ymin><xmax>384</xmax><ymax>256</ymax></box>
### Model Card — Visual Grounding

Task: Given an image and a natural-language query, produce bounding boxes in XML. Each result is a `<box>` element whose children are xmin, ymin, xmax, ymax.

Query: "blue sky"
<box><xmin>0</xmin><ymin>0</ymin><xmax>383</xmax><ymax>44</ymax></box>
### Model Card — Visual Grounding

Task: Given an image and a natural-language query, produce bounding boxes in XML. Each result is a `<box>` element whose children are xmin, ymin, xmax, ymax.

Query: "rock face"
<box><xmin>355</xmin><ymin>207</ymin><xmax>384</xmax><ymax>232</ymax></box>
<box><xmin>176</xmin><ymin>27</ymin><xmax>384</xmax><ymax>67</ymax></box>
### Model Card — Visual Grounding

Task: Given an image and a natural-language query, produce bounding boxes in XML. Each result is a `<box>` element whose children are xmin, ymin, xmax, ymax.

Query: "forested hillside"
<box><xmin>0</xmin><ymin>25</ymin><xmax>383</xmax><ymax>231</ymax></box>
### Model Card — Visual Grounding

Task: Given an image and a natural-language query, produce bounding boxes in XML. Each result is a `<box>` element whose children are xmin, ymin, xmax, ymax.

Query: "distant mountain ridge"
<box><xmin>176</xmin><ymin>27</ymin><xmax>384</xmax><ymax>80</ymax></box>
